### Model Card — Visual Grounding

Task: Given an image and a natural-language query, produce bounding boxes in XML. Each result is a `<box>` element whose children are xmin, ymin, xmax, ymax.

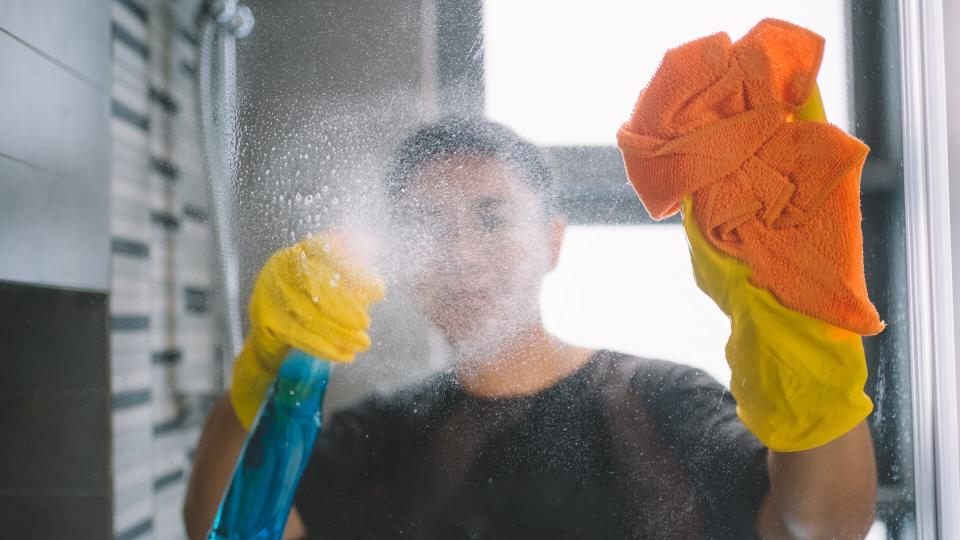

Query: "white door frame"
<box><xmin>898</xmin><ymin>0</ymin><xmax>960</xmax><ymax>536</ymax></box>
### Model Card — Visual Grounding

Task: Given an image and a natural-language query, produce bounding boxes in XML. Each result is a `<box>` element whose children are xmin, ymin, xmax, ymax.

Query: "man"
<box><xmin>185</xmin><ymin>117</ymin><xmax>877</xmax><ymax>539</ymax></box>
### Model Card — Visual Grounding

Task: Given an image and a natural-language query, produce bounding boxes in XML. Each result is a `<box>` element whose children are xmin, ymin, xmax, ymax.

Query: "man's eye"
<box><xmin>419</xmin><ymin>219</ymin><xmax>453</xmax><ymax>240</ymax></box>
<box><xmin>480</xmin><ymin>215</ymin><xmax>505</xmax><ymax>232</ymax></box>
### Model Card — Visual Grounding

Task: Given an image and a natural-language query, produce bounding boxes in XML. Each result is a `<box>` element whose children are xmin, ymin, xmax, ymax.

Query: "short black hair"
<box><xmin>385</xmin><ymin>116</ymin><xmax>556</xmax><ymax>213</ymax></box>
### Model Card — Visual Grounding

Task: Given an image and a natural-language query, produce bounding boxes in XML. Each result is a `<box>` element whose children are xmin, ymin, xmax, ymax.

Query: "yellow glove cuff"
<box><xmin>682</xmin><ymin>195</ymin><xmax>872</xmax><ymax>452</ymax></box>
<box><xmin>230</xmin><ymin>335</ymin><xmax>281</xmax><ymax>429</ymax></box>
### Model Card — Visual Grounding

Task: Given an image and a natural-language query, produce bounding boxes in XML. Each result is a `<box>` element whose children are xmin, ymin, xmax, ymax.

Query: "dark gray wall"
<box><xmin>0</xmin><ymin>283</ymin><xmax>111</xmax><ymax>538</ymax></box>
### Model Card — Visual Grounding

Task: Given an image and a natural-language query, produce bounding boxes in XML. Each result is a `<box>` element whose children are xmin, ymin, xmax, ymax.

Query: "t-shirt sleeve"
<box><xmin>633</xmin><ymin>359</ymin><xmax>770</xmax><ymax>539</ymax></box>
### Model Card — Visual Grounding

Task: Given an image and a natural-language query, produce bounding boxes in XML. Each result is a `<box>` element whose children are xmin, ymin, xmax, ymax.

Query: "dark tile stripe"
<box><xmin>111</xmin><ymin>315</ymin><xmax>150</xmax><ymax>331</ymax></box>
<box><xmin>183</xmin><ymin>205</ymin><xmax>208</xmax><ymax>222</ymax></box>
<box><xmin>112</xmin><ymin>389</ymin><xmax>151</xmax><ymax>410</ymax></box>
<box><xmin>150</xmin><ymin>157</ymin><xmax>180</xmax><ymax>180</ymax></box>
<box><xmin>148</xmin><ymin>87</ymin><xmax>178</xmax><ymax>115</ymax></box>
<box><xmin>151</xmin><ymin>348</ymin><xmax>182</xmax><ymax>365</ymax></box>
<box><xmin>184</xmin><ymin>287</ymin><xmax>210</xmax><ymax>313</ymax></box>
<box><xmin>153</xmin><ymin>415</ymin><xmax>184</xmax><ymax>436</ymax></box>
<box><xmin>153</xmin><ymin>469</ymin><xmax>184</xmax><ymax>491</ymax></box>
<box><xmin>115</xmin><ymin>0</ymin><xmax>148</xmax><ymax>24</ymax></box>
<box><xmin>150</xmin><ymin>211</ymin><xmax>180</xmax><ymax>231</ymax></box>
<box><xmin>179</xmin><ymin>59</ymin><xmax>197</xmax><ymax>79</ymax></box>
<box><xmin>111</xmin><ymin>21</ymin><xmax>149</xmax><ymax>60</ymax></box>
<box><xmin>115</xmin><ymin>518</ymin><xmax>153</xmax><ymax>540</ymax></box>
<box><xmin>111</xmin><ymin>100</ymin><xmax>149</xmax><ymax>132</ymax></box>
<box><xmin>111</xmin><ymin>237</ymin><xmax>150</xmax><ymax>259</ymax></box>
<box><xmin>177</xmin><ymin>26</ymin><xmax>199</xmax><ymax>47</ymax></box>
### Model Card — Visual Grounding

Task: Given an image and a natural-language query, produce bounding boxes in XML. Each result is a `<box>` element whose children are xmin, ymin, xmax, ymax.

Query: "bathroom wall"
<box><xmin>1</xmin><ymin>0</ymin><xmax>212</xmax><ymax>534</ymax></box>
<box><xmin>0</xmin><ymin>0</ymin><xmax>113</xmax><ymax>537</ymax></box>
<box><xmin>108</xmin><ymin>0</ymin><xmax>215</xmax><ymax>539</ymax></box>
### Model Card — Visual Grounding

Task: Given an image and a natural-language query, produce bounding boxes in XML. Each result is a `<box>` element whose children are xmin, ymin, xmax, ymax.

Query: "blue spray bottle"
<box><xmin>208</xmin><ymin>349</ymin><xmax>331</xmax><ymax>539</ymax></box>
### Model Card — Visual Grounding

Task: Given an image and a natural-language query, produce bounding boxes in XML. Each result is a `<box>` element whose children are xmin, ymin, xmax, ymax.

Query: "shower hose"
<box><xmin>196</xmin><ymin>2</ymin><xmax>333</xmax><ymax>538</ymax></box>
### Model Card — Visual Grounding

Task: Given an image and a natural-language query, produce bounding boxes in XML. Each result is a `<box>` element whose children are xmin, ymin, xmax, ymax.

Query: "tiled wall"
<box><xmin>109</xmin><ymin>1</ymin><xmax>215</xmax><ymax>538</ymax></box>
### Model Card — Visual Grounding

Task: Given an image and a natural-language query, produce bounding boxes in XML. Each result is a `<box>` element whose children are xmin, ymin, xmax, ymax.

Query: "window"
<box><xmin>483</xmin><ymin>0</ymin><xmax>851</xmax><ymax>146</ymax></box>
<box><xmin>542</xmin><ymin>225</ymin><xmax>732</xmax><ymax>385</ymax></box>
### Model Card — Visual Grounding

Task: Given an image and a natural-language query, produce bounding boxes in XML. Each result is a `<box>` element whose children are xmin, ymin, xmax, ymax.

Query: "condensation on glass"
<box><xmin>196</xmin><ymin>0</ymin><xmax>918</xmax><ymax>538</ymax></box>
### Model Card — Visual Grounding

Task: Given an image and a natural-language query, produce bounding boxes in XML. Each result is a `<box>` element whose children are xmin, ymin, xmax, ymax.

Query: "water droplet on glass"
<box><xmin>305</xmin><ymin>195</ymin><xmax>314</xmax><ymax>205</ymax></box>
<box><xmin>322</xmin><ymin>243</ymin><xmax>331</xmax><ymax>252</ymax></box>
<box><xmin>312</xmin><ymin>296</ymin><xmax>319</xmax><ymax>303</ymax></box>
<box><xmin>322</xmin><ymin>185</ymin><xmax>330</xmax><ymax>193</ymax></box>
<box><xmin>329</xmin><ymin>279</ymin><xmax>338</xmax><ymax>287</ymax></box>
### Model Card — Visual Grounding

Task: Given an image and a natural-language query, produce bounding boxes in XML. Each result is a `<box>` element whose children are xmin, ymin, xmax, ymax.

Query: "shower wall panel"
<box><xmin>109</xmin><ymin>1</ymin><xmax>214</xmax><ymax>539</ymax></box>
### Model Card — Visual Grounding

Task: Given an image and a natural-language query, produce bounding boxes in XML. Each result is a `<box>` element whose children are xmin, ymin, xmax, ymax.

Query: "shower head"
<box><xmin>229</xmin><ymin>6</ymin><xmax>255</xmax><ymax>39</ymax></box>
<box><xmin>196</xmin><ymin>0</ymin><xmax>255</xmax><ymax>39</ymax></box>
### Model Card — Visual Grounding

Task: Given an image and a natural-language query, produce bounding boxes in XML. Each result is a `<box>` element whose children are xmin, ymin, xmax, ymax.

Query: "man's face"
<box><xmin>391</xmin><ymin>155</ymin><xmax>562</xmax><ymax>358</ymax></box>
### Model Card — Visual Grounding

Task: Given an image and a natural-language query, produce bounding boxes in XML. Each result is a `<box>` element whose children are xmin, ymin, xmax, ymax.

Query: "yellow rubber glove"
<box><xmin>230</xmin><ymin>233</ymin><xmax>386</xmax><ymax>429</ymax></box>
<box><xmin>680</xmin><ymin>83</ymin><xmax>873</xmax><ymax>452</ymax></box>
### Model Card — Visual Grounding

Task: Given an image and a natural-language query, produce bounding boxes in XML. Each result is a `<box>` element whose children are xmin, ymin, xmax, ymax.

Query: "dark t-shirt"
<box><xmin>295</xmin><ymin>349</ymin><xmax>769</xmax><ymax>539</ymax></box>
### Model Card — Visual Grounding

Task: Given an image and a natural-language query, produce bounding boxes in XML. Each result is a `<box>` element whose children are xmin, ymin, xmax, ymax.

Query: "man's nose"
<box><xmin>438</xmin><ymin>228</ymin><xmax>490</xmax><ymax>276</ymax></box>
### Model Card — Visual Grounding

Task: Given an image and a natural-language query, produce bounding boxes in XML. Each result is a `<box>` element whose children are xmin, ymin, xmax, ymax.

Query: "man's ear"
<box><xmin>547</xmin><ymin>215</ymin><xmax>567</xmax><ymax>271</ymax></box>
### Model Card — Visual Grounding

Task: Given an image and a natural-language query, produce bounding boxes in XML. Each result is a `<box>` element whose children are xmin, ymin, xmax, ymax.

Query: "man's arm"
<box><xmin>757</xmin><ymin>420</ymin><xmax>877</xmax><ymax>539</ymax></box>
<box><xmin>182</xmin><ymin>394</ymin><xmax>306</xmax><ymax>540</ymax></box>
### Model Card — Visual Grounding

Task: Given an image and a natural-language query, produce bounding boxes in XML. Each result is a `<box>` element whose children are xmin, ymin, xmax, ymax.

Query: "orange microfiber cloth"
<box><xmin>616</xmin><ymin>18</ymin><xmax>884</xmax><ymax>336</ymax></box>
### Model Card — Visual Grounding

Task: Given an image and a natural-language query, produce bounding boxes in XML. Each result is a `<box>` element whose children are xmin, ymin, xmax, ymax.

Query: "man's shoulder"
<box><xmin>590</xmin><ymin>349</ymin><xmax>725</xmax><ymax>394</ymax></box>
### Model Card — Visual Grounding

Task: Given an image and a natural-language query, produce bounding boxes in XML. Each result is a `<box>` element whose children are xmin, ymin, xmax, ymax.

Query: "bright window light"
<box><xmin>484</xmin><ymin>0</ymin><xmax>850</xmax><ymax>146</ymax></box>
<box><xmin>541</xmin><ymin>225</ymin><xmax>732</xmax><ymax>386</ymax></box>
